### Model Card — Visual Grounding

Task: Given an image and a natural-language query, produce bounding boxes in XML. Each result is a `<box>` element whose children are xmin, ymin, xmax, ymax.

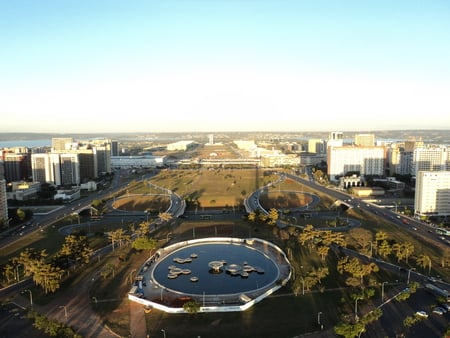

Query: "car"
<box><xmin>432</xmin><ymin>307</ymin><xmax>445</xmax><ymax>315</ymax></box>
<box><xmin>441</xmin><ymin>303</ymin><xmax>450</xmax><ymax>311</ymax></box>
<box><xmin>415</xmin><ymin>310</ymin><xmax>428</xmax><ymax>318</ymax></box>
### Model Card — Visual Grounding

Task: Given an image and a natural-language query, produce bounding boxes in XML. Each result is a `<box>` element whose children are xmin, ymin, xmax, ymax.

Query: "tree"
<box><xmin>183</xmin><ymin>301</ymin><xmax>200</xmax><ymax>314</ymax></box>
<box><xmin>317</xmin><ymin>245</ymin><xmax>330</xmax><ymax>260</ymax></box>
<box><xmin>349</xmin><ymin>228</ymin><xmax>373</xmax><ymax>255</ymax></box>
<box><xmin>16</xmin><ymin>208</ymin><xmax>26</xmax><ymax>221</ymax></box>
<box><xmin>416</xmin><ymin>254</ymin><xmax>432</xmax><ymax>275</ymax></box>
<box><xmin>132</xmin><ymin>237</ymin><xmax>158</xmax><ymax>251</ymax></box>
<box><xmin>377</xmin><ymin>240</ymin><xmax>392</xmax><ymax>258</ymax></box>
<box><xmin>402</xmin><ymin>242</ymin><xmax>415</xmax><ymax>264</ymax></box>
<box><xmin>267</xmin><ymin>208</ymin><xmax>279</xmax><ymax>226</ymax></box>
<box><xmin>392</xmin><ymin>243</ymin><xmax>406</xmax><ymax>262</ymax></box>
<box><xmin>57</xmin><ymin>234</ymin><xmax>92</xmax><ymax>267</ymax></box>
<box><xmin>247</xmin><ymin>212</ymin><xmax>257</xmax><ymax>222</ymax></box>
<box><xmin>158</xmin><ymin>212</ymin><xmax>172</xmax><ymax>223</ymax></box>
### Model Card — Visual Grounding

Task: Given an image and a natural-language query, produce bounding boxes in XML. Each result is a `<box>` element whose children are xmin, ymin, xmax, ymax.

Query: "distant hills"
<box><xmin>0</xmin><ymin>130</ymin><xmax>449</xmax><ymax>144</ymax></box>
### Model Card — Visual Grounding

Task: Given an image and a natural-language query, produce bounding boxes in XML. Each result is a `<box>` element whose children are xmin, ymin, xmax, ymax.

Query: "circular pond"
<box><xmin>151</xmin><ymin>241</ymin><xmax>280</xmax><ymax>296</ymax></box>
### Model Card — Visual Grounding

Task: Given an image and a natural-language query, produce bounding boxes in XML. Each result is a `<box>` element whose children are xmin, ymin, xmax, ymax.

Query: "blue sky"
<box><xmin>1</xmin><ymin>0</ymin><xmax>449</xmax><ymax>133</ymax></box>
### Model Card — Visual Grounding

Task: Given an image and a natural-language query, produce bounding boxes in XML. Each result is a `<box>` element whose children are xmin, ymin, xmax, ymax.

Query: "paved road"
<box><xmin>11</xmin><ymin>271</ymin><xmax>120</xmax><ymax>338</ymax></box>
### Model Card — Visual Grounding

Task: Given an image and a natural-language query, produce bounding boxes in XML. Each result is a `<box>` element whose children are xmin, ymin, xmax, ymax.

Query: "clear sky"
<box><xmin>1</xmin><ymin>0</ymin><xmax>449</xmax><ymax>133</ymax></box>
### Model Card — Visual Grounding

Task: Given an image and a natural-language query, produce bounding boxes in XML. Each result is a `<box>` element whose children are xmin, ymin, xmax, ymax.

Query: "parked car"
<box><xmin>416</xmin><ymin>310</ymin><xmax>428</xmax><ymax>318</ymax></box>
<box><xmin>432</xmin><ymin>307</ymin><xmax>445</xmax><ymax>315</ymax></box>
<box><xmin>441</xmin><ymin>303</ymin><xmax>450</xmax><ymax>311</ymax></box>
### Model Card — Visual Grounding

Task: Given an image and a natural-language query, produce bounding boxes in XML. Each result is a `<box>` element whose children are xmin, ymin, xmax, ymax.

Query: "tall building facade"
<box><xmin>308</xmin><ymin>139</ymin><xmax>325</xmax><ymax>154</ymax></box>
<box><xmin>354</xmin><ymin>134</ymin><xmax>375</xmax><ymax>147</ymax></box>
<box><xmin>327</xmin><ymin>146</ymin><xmax>386</xmax><ymax>181</ymax></box>
<box><xmin>52</xmin><ymin>137</ymin><xmax>75</xmax><ymax>151</ymax></box>
<box><xmin>111</xmin><ymin>141</ymin><xmax>119</xmax><ymax>157</ymax></box>
<box><xmin>415</xmin><ymin>171</ymin><xmax>450</xmax><ymax>217</ymax></box>
<box><xmin>326</xmin><ymin>132</ymin><xmax>344</xmax><ymax>149</ymax></box>
<box><xmin>413</xmin><ymin>146</ymin><xmax>449</xmax><ymax>176</ymax></box>
<box><xmin>31</xmin><ymin>153</ymin><xmax>80</xmax><ymax>186</ymax></box>
<box><xmin>0</xmin><ymin>179</ymin><xmax>7</xmax><ymax>224</ymax></box>
<box><xmin>3</xmin><ymin>153</ymin><xmax>30</xmax><ymax>182</ymax></box>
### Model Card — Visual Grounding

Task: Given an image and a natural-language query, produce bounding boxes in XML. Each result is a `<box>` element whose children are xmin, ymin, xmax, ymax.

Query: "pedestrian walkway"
<box><xmin>12</xmin><ymin>273</ymin><xmax>120</xmax><ymax>338</ymax></box>
<box><xmin>129</xmin><ymin>301</ymin><xmax>147</xmax><ymax>338</ymax></box>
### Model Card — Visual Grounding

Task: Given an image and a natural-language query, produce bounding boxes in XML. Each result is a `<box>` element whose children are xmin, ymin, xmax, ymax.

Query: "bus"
<box><xmin>436</xmin><ymin>228</ymin><xmax>450</xmax><ymax>236</ymax></box>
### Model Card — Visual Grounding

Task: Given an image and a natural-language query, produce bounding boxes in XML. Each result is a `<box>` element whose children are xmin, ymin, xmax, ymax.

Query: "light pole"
<box><xmin>317</xmin><ymin>311</ymin><xmax>322</xmax><ymax>325</ymax></box>
<box><xmin>407</xmin><ymin>268</ymin><xmax>416</xmax><ymax>284</ymax></box>
<box><xmin>23</xmin><ymin>289</ymin><xmax>33</xmax><ymax>308</ymax></box>
<box><xmin>129</xmin><ymin>269</ymin><xmax>136</xmax><ymax>285</ymax></box>
<box><xmin>161</xmin><ymin>329</ymin><xmax>166</xmax><ymax>338</ymax></box>
<box><xmin>381</xmin><ymin>282</ymin><xmax>388</xmax><ymax>303</ymax></box>
<box><xmin>354</xmin><ymin>298</ymin><xmax>361</xmax><ymax>322</ymax></box>
<box><xmin>59</xmin><ymin>305</ymin><xmax>68</xmax><ymax>320</ymax></box>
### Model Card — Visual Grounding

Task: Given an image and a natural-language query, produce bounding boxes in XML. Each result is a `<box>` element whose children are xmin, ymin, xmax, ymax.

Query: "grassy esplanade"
<box><xmin>6</xmin><ymin>168</ymin><xmax>450</xmax><ymax>337</ymax></box>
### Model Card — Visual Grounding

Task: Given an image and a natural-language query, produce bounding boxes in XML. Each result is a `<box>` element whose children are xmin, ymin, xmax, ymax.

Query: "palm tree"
<box><xmin>378</xmin><ymin>240</ymin><xmax>392</xmax><ymax>259</ymax></box>
<box><xmin>416</xmin><ymin>254</ymin><xmax>432</xmax><ymax>275</ymax></box>
<box><xmin>403</xmin><ymin>242</ymin><xmax>414</xmax><ymax>264</ymax></box>
<box><xmin>316</xmin><ymin>245</ymin><xmax>329</xmax><ymax>260</ymax></box>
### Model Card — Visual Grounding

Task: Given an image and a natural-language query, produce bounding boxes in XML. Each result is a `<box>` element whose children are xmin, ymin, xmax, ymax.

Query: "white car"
<box><xmin>415</xmin><ymin>310</ymin><xmax>428</xmax><ymax>318</ymax></box>
<box><xmin>433</xmin><ymin>307</ymin><xmax>445</xmax><ymax>315</ymax></box>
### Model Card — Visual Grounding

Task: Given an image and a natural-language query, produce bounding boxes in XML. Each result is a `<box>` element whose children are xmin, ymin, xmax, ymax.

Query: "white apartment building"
<box><xmin>415</xmin><ymin>171</ymin><xmax>450</xmax><ymax>217</ymax></box>
<box><xmin>326</xmin><ymin>131</ymin><xmax>344</xmax><ymax>148</ymax></box>
<box><xmin>327</xmin><ymin>146</ymin><xmax>386</xmax><ymax>181</ymax></box>
<box><xmin>354</xmin><ymin>134</ymin><xmax>375</xmax><ymax>147</ymax></box>
<box><xmin>32</xmin><ymin>153</ymin><xmax>80</xmax><ymax>186</ymax></box>
<box><xmin>412</xmin><ymin>146</ymin><xmax>449</xmax><ymax>176</ymax></box>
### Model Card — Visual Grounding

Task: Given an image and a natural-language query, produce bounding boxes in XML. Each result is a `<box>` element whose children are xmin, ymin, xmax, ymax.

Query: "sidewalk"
<box><xmin>13</xmin><ymin>273</ymin><xmax>121</xmax><ymax>338</ymax></box>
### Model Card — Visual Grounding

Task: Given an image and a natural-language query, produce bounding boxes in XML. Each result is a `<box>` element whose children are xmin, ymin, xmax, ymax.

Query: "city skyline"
<box><xmin>1</xmin><ymin>1</ymin><xmax>450</xmax><ymax>133</ymax></box>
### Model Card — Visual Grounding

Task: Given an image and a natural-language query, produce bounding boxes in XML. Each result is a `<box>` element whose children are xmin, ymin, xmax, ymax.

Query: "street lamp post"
<box><xmin>354</xmin><ymin>298</ymin><xmax>361</xmax><ymax>322</ymax></box>
<box><xmin>317</xmin><ymin>311</ymin><xmax>322</xmax><ymax>325</ymax></box>
<box><xmin>129</xmin><ymin>269</ymin><xmax>136</xmax><ymax>285</ymax></box>
<box><xmin>23</xmin><ymin>289</ymin><xmax>33</xmax><ymax>308</ymax></box>
<box><xmin>381</xmin><ymin>282</ymin><xmax>388</xmax><ymax>303</ymax></box>
<box><xmin>407</xmin><ymin>268</ymin><xmax>416</xmax><ymax>284</ymax></box>
<box><xmin>59</xmin><ymin>305</ymin><xmax>68</xmax><ymax>320</ymax></box>
<box><xmin>161</xmin><ymin>329</ymin><xmax>166</xmax><ymax>338</ymax></box>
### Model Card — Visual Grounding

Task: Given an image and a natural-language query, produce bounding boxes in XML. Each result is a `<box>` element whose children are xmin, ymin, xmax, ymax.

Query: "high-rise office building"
<box><xmin>52</xmin><ymin>137</ymin><xmax>75</xmax><ymax>151</ymax></box>
<box><xmin>327</xmin><ymin>146</ymin><xmax>386</xmax><ymax>181</ymax></box>
<box><xmin>0</xmin><ymin>179</ymin><xmax>7</xmax><ymax>225</ymax></box>
<box><xmin>32</xmin><ymin>153</ymin><xmax>80</xmax><ymax>186</ymax></box>
<box><xmin>308</xmin><ymin>139</ymin><xmax>325</xmax><ymax>154</ymax></box>
<box><xmin>412</xmin><ymin>146</ymin><xmax>449</xmax><ymax>176</ymax></box>
<box><xmin>327</xmin><ymin>132</ymin><xmax>344</xmax><ymax>149</ymax></box>
<box><xmin>415</xmin><ymin>171</ymin><xmax>450</xmax><ymax>217</ymax></box>
<box><xmin>354</xmin><ymin>134</ymin><xmax>375</xmax><ymax>147</ymax></box>
<box><xmin>111</xmin><ymin>141</ymin><xmax>119</xmax><ymax>157</ymax></box>
<box><xmin>3</xmin><ymin>153</ymin><xmax>30</xmax><ymax>182</ymax></box>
